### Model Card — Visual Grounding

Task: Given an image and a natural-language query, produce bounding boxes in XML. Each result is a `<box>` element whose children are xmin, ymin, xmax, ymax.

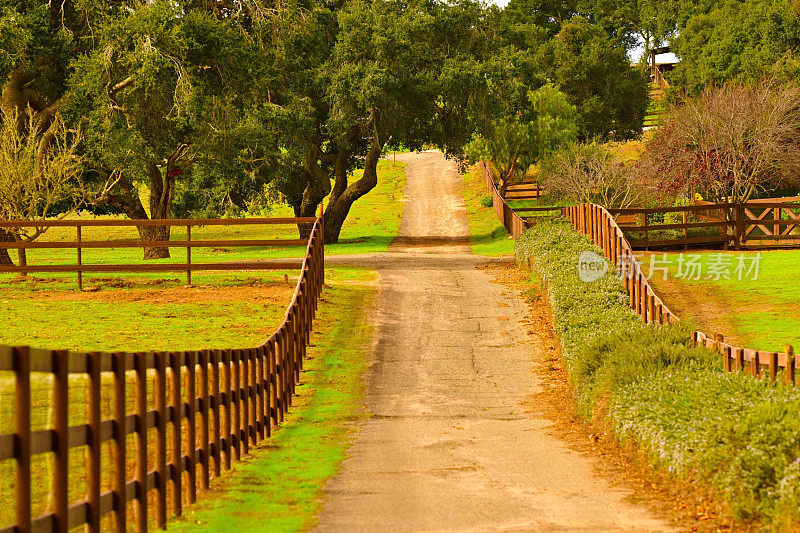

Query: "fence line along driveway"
<box><xmin>481</xmin><ymin>165</ymin><xmax>800</xmax><ymax>389</ymax></box>
<box><xmin>0</xmin><ymin>216</ymin><xmax>324</xmax><ymax>533</ymax></box>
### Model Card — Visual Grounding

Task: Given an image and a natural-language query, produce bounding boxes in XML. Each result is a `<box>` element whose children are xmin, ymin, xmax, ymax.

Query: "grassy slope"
<box><xmin>0</xmin><ymin>160</ymin><xmax>406</xmax><ymax>286</ymax></box>
<box><xmin>646</xmin><ymin>250</ymin><xmax>800</xmax><ymax>352</ymax></box>
<box><xmin>171</xmin><ymin>271</ymin><xmax>374</xmax><ymax>533</ymax></box>
<box><xmin>460</xmin><ymin>165</ymin><xmax>514</xmax><ymax>256</ymax></box>
<box><xmin>517</xmin><ymin>220</ymin><xmax>800</xmax><ymax>529</ymax></box>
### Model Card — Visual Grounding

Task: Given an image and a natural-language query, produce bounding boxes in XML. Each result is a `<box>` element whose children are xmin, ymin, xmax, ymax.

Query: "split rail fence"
<box><xmin>481</xmin><ymin>164</ymin><xmax>800</xmax><ymax>385</ymax></box>
<box><xmin>0</xmin><ymin>217</ymin><xmax>317</xmax><ymax>289</ymax></box>
<box><xmin>0</xmin><ymin>216</ymin><xmax>325</xmax><ymax>532</ymax></box>
<box><xmin>480</xmin><ymin>162</ymin><xmax>562</xmax><ymax>238</ymax></box>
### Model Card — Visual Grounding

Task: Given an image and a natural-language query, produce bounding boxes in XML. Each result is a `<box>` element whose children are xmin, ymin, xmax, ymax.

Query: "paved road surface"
<box><xmin>313</xmin><ymin>151</ymin><xmax>673</xmax><ymax>532</ymax></box>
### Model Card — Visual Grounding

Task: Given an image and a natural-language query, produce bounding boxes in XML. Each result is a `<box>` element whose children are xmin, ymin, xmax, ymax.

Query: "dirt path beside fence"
<box><xmin>312</xmin><ymin>151</ymin><xmax>675</xmax><ymax>532</ymax></box>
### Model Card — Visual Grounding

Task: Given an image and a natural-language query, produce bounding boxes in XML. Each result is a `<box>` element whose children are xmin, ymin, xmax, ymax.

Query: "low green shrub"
<box><xmin>480</xmin><ymin>195</ymin><xmax>493</xmax><ymax>208</ymax></box>
<box><xmin>517</xmin><ymin>218</ymin><xmax>800</xmax><ymax>529</ymax></box>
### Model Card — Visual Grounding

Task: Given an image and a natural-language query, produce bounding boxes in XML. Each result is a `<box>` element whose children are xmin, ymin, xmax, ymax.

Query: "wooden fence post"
<box><xmin>713</xmin><ymin>334</ymin><xmax>726</xmax><ymax>370</ymax></box>
<box><xmin>186</xmin><ymin>225</ymin><xmax>192</xmax><ymax>286</ymax></box>
<box><xmin>112</xmin><ymin>352</ymin><xmax>127</xmax><ymax>531</ymax></box>
<box><xmin>211</xmin><ymin>349</ymin><xmax>222</xmax><ymax>477</ymax></box>
<box><xmin>86</xmin><ymin>351</ymin><xmax>102</xmax><ymax>533</ymax></box>
<box><xmin>736</xmin><ymin>204</ymin><xmax>745</xmax><ymax>249</ymax></box>
<box><xmin>769</xmin><ymin>351</ymin><xmax>779</xmax><ymax>382</ymax></box>
<box><xmin>735</xmin><ymin>348</ymin><xmax>745</xmax><ymax>372</ymax></box>
<box><xmin>52</xmin><ymin>350</ymin><xmax>69</xmax><ymax>533</ymax></box>
<box><xmin>199</xmin><ymin>350</ymin><xmax>210</xmax><ymax>490</ymax></box>
<box><xmin>134</xmin><ymin>352</ymin><xmax>148</xmax><ymax>533</ymax></box>
<box><xmin>77</xmin><ymin>226</ymin><xmax>83</xmax><ymax>291</ymax></box>
<box><xmin>186</xmin><ymin>351</ymin><xmax>197</xmax><ymax>503</ymax></box>
<box><xmin>222</xmin><ymin>349</ymin><xmax>232</xmax><ymax>470</ymax></box>
<box><xmin>752</xmin><ymin>351</ymin><xmax>761</xmax><ymax>378</ymax></box>
<box><xmin>154</xmin><ymin>351</ymin><xmax>168</xmax><ymax>528</ymax></box>
<box><xmin>169</xmin><ymin>351</ymin><xmax>183</xmax><ymax>515</ymax></box>
<box><xmin>786</xmin><ymin>345</ymin><xmax>795</xmax><ymax>386</ymax></box>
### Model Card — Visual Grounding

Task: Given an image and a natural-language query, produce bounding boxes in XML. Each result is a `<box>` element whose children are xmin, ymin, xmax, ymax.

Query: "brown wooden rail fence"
<box><xmin>480</xmin><ymin>177</ymin><xmax>799</xmax><ymax>386</ymax></box>
<box><xmin>608</xmin><ymin>200</ymin><xmax>800</xmax><ymax>250</ymax></box>
<box><xmin>563</xmin><ymin>204</ymin><xmax>678</xmax><ymax>325</ymax></box>
<box><xmin>0</xmin><ymin>217</ymin><xmax>319</xmax><ymax>289</ymax></box>
<box><xmin>0</xmin><ymin>216</ymin><xmax>324</xmax><ymax>533</ymax></box>
<box><xmin>692</xmin><ymin>332</ymin><xmax>797</xmax><ymax>387</ymax></box>
<box><xmin>480</xmin><ymin>162</ymin><xmax>561</xmax><ymax>238</ymax></box>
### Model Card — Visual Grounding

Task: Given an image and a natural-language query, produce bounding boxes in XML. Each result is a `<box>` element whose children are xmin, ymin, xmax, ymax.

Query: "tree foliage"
<box><xmin>0</xmin><ymin>0</ymin><xmax>656</xmax><ymax>251</ymax></box>
<box><xmin>540</xmin><ymin>142</ymin><xmax>644</xmax><ymax>207</ymax></box>
<box><xmin>641</xmin><ymin>83</ymin><xmax>800</xmax><ymax>204</ymax></box>
<box><xmin>468</xmin><ymin>83</ymin><xmax>578</xmax><ymax>194</ymax></box>
<box><xmin>0</xmin><ymin>109</ymin><xmax>85</xmax><ymax>266</ymax></box>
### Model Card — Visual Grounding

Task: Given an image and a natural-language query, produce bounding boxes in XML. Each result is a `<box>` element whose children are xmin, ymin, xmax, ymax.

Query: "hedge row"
<box><xmin>516</xmin><ymin>218</ymin><xmax>800</xmax><ymax>528</ymax></box>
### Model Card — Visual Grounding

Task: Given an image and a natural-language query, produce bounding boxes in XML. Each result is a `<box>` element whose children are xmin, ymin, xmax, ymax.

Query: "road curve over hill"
<box><xmin>313</xmin><ymin>151</ymin><xmax>674</xmax><ymax>532</ymax></box>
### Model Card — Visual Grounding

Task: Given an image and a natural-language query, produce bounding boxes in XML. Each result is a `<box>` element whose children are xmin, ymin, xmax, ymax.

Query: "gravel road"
<box><xmin>313</xmin><ymin>151</ymin><xmax>674</xmax><ymax>533</ymax></box>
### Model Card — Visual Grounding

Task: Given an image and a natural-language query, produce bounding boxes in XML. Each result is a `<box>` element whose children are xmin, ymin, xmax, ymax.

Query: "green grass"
<box><xmin>517</xmin><ymin>219</ymin><xmax>800</xmax><ymax>529</ymax></box>
<box><xmin>171</xmin><ymin>272</ymin><xmax>374</xmax><ymax>533</ymax></box>
<box><xmin>0</xmin><ymin>160</ymin><xmax>406</xmax><ymax>286</ymax></box>
<box><xmin>0</xmin><ymin>278</ymin><xmax>288</xmax><ymax>352</ymax></box>
<box><xmin>646</xmin><ymin>250</ymin><xmax>800</xmax><ymax>352</ymax></box>
<box><xmin>460</xmin><ymin>165</ymin><xmax>514</xmax><ymax>256</ymax></box>
<box><xmin>0</xmin><ymin>267</ymin><xmax>374</xmax><ymax>529</ymax></box>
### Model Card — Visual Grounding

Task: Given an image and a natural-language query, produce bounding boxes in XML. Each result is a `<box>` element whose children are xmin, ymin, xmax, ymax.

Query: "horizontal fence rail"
<box><xmin>0</xmin><ymin>217</ymin><xmax>325</xmax><ymax>533</ymax></box>
<box><xmin>0</xmin><ymin>217</ymin><xmax>317</xmax><ymax>288</ymax></box>
<box><xmin>564</xmin><ymin>204</ymin><xmax>678</xmax><ymax>325</ymax></box>
<box><xmin>609</xmin><ymin>201</ymin><xmax>800</xmax><ymax>249</ymax></box>
<box><xmin>693</xmin><ymin>332</ymin><xmax>796</xmax><ymax>387</ymax></box>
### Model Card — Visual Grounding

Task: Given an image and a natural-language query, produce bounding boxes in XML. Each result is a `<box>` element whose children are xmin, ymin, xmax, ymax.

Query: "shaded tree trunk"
<box><xmin>98</xmin><ymin>168</ymin><xmax>172</xmax><ymax>259</ymax></box>
<box><xmin>324</xmin><ymin>138</ymin><xmax>382</xmax><ymax>244</ymax></box>
<box><xmin>143</xmin><ymin>162</ymin><xmax>174</xmax><ymax>259</ymax></box>
<box><xmin>0</xmin><ymin>230</ymin><xmax>13</xmax><ymax>266</ymax></box>
<box><xmin>295</xmin><ymin>147</ymin><xmax>335</xmax><ymax>239</ymax></box>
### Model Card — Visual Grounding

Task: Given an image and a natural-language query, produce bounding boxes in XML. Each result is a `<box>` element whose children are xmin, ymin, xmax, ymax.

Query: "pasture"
<box><xmin>645</xmin><ymin>250</ymin><xmax>800</xmax><ymax>352</ymax></box>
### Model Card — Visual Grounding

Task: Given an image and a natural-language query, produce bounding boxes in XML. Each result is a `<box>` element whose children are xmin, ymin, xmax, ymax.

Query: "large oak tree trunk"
<box><xmin>295</xmin><ymin>148</ymin><xmax>335</xmax><ymax>239</ymax></box>
<box><xmin>0</xmin><ymin>230</ymin><xmax>13</xmax><ymax>266</ymax></box>
<box><xmin>98</xmin><ymin>167</ymin><xmax>172</xmax><ymax>259</ymax></box>
<box><xmin>324</xmin><ymin>139</ymin><xmax>382</xmax><ymax>244</ymax></box>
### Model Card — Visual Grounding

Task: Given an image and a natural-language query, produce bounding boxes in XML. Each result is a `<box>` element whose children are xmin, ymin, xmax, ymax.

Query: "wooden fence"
<box><xmin>563</xmin><ymin>204</ymin><xmax>678</xmax><ymax>324</ymax></box>
<box><xmin>608</xmin><ymin>201</ymin><xmax>800</xmax><ymax>249</ymax></box>
<box><xmin>693</xmin><ymin>332</ymin><xmax>796</xmax><ymax>386</ymax></box>
<box><xmin>0</xmin><ymin>217</ymin><xmax>317</xmax><ymax>289</ymax></box>
<box><xmin>480</xmin><ymin>163</ymin><xmax>676</xmax><ymax>325</ymax></box>
<box><xmin>0</xmin><ymin>216</ymin><xmax>325</xmax><ymax>533</ymax></box>
<box><xmin>479</xmin><ymin>175</ymin><xmax>800</xmax><ymax>386</ymax></box>
<box><xmin>480</xmin><ymin>162</ymin><xmax>561</xmax><ymax>238</ymax></box>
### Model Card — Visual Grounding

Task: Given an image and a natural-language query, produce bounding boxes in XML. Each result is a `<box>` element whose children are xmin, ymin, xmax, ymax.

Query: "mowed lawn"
<box><xmin>0</xmin><ymin>160</ymin><xmax>406</xmax><ymax>288</ymax></box>
<box><xmin>645</xmin><ymin>249</ymin><xmax>800</xmax><ymax>352</ymax></box>
<box><xmin>460</xmin><ymin>164</ymin><xmax>514</xmax><ymax>256</ymax></box>
<box><xmin>0</xmin><ymin>165</ymin><xmax>402</xmax><ymax>530</ymax></box>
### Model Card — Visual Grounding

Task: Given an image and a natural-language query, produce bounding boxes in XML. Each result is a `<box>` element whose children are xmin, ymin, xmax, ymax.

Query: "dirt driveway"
<box><xmin>313</xmin><ymin>151</ymin><xmax>674</xmax><ymax>532</ymax></box>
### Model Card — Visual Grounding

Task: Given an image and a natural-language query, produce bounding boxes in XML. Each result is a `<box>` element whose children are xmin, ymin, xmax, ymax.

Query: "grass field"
<box><xmin>645</xmin><ymin>249</ymin><xmax>800</xmax><ymax>352</ymax></box>
<box><xmin>171</xmin><ymin>270</ymin><xmax>374</xmax><ymax>532</ymax></box>
<box><xmin>459</xmin><ymin>165</ymin><xmax>514</xmax><ymax>256</ymax></box>
<box><xmin>0</xmin><ymin>267</ymin><xmax>372</xmax><ymax>529</ymax></box>
<box><xmin>0</xmin><ymin>160</ymin><xmax>405</xmax><ymax>288</ymax></box>
<box><xmin>0</xmin><ymin>158</ymin><xmax>401</xmax><ymax>529</ymax></box>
